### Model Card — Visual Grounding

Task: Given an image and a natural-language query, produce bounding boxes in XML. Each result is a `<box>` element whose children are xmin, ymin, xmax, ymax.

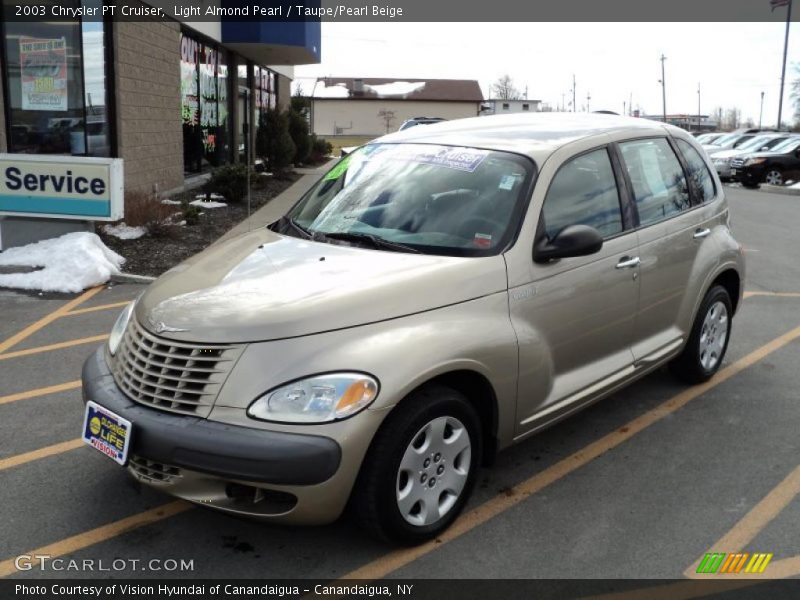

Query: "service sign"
<box><xmin>0</xmin><ymin>154</ymin><xmax>123</xmax><ymax>221</ymax></box>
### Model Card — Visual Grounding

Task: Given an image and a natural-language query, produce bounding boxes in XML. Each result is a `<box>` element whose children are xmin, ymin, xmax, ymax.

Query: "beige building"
<box><xmin>307</xmin><ymin>78</ymin><xmax>484</xmax><ymax>137</ymax></box>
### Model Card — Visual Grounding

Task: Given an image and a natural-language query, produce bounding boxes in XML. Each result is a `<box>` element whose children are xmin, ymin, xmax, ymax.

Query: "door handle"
<box><xmin>693</xmin><ymin>228</ymin><xmax>711</xmax><ymax>239</ymax></box>
<box><xmin>615</xmin><ymin>256</ymin><xmax>641</xmax><ymax>269</ymax></box>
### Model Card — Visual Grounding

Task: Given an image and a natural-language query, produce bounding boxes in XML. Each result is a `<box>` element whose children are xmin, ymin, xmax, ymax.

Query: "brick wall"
<box><xmin>114</xmin><ymin>21</ymin><xmax>183</xmax><ymax>195</ymax></box>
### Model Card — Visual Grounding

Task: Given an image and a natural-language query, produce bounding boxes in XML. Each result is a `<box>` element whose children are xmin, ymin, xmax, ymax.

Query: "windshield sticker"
<box><xmin>323</xmin><ymin>154</ymin><xmax>353</xmax><ymax>181</ymax></box>
<box><xmin>498</xmin><ymin>175</ymin><xmax>516</xmax><ymax>190</ymax></box>
<box><xmin>393</xmin><ymin>147</ymin><xmax>489</xmax><ymax>172</ymax></box>
<box><xmin>473</xmin><ymin>233</ymin><xmax>492</xmax><ymax>248</ymax></box>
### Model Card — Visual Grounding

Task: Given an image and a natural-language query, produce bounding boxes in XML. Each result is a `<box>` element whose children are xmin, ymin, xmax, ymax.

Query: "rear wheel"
<box><xmin>351</xmin><ymin>385</ymin><xmax>481</xmax><ymax>544</ymax></box>
<box><xmin>669</xmin><ymin>285</ymin><xmax>732</xmax><ymax>384</ymax></box>
<box><xmin>764</xmin><ymin>168</ymin><xmax>784</xmax><ymax>186</ymax></box>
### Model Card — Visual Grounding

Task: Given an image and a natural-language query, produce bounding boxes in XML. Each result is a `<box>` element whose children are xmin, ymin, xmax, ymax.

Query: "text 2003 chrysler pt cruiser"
<box><xmin>82</xmin><ymin>114</ymin><xmax>744</xmax><ymax>543</ymax></box>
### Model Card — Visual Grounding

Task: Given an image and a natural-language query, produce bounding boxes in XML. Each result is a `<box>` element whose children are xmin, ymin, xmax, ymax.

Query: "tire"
<box><xmin>351</xmin><ymin>385</ymin><xmax>482</xmax><ymax>544</ymax></box>
<box><xmin>669</xmin><ymin>285</ymin><xmax>733</xmax><ymax>384</ymax></box>
<box><xmin>764</xmin><ymin>168</ymin><xmax>784</xmax><ymax>186</ymax></box>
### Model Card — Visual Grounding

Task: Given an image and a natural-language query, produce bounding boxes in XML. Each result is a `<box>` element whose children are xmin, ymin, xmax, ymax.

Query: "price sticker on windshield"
<box><xmin>395</xmin><ymin>147</ymin><xmax>489</xmax><ymax>173</ymax></box>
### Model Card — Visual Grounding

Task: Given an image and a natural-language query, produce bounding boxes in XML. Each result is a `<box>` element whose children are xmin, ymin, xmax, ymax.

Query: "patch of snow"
<box><xmin>790</xmin><ymin>181</ymin><xmax>800</xmax><ymax>189</ymax></box>
<box><xmin>0</xmin><ymin>232</ymin><xmax>124</xmax><ymax>293</ymax></box>
<box><xmin>189</xmin><ymin>199</ymin><xmax>227</xmax><ymax>209</ymax></box>
<box><xmin>365</xmin><ymin>81</ymin><xmax>425</xmax><ymax>98</ymax></box>
<box><xmin>161</xmin><ymin>199</ymin><xmax>182</xmax><ymax>205</ymax></box>
<box><xmin>195</xmin><ymin>193</ymin><xmax>225</xmax><ymax>201</ymax></box>
<box><xmin>102</xmin><ymin>222</ymin><xmax>146</xmax><ymax>240</ymax></box>
<box><xmin>314</xmin><ymin>82</ymin><xmax>350</xmax><ymax>98</ymax></box>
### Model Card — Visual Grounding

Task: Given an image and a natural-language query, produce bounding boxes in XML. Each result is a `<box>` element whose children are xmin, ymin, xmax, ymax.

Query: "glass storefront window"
<box><xmin>1</xmin><ymin>0</ymin><xmax>110</xmax><ymax>156</ymax></box>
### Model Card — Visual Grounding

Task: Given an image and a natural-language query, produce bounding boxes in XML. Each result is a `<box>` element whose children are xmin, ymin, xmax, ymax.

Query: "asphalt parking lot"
<box><xmin>1</xmin><ymin>186</ymin><xmax>799</xmax><ymax>588</ymax></box>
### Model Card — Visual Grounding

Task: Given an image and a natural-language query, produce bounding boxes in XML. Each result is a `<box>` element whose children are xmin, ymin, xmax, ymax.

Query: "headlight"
<box><xmin>248</xmin><ymin>373</ymin><xmax>379</xmax><ymax>423</ymax></box>
<box><xmin>108</xmin><ymin>301</ymin><xmax>135</xmax><ymax>356</ymax></box>
<box><xmin>745</xmin><ymin>158</ymin><xmax>767</xmax><ymax>166</ymax></box>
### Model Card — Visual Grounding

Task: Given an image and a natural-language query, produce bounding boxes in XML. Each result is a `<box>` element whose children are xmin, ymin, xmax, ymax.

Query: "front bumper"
<box><xmin>81</xmin><ymin>347</ymin><xmax>362</xmax><ymax>523</ymax></box>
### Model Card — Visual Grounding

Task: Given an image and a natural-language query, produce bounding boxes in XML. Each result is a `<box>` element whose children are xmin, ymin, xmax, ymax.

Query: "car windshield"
<box><xmin>736</xmin><ymin>135</ymin><xmax>774</xmax><ymax>151</ymax></box>
<box><xmin>710</xmin><ymin>133</ymin><xmax>741</xmax><ymax>147</ymax></box>
<box><xmin>284</xmin><ymin>143</ymin><xmax>535</xmax><ymax>256</ymax></box>
<box><xmin>771</xmin><ymin>137</ymin><xmax>800</xmax><ymax>153</ymax></box>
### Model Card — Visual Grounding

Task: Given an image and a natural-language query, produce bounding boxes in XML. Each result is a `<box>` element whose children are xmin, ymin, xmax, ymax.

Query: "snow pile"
<box><xmin>365</xmin><ymin>81</ymin><xmax>425</xmax><ymax>97</ymax></box>
<box><xmin>0</xmin><ymin>232</ymin><xmax>125</xmax><ymax>293</ymax></box>
<box><xmin>789</xmin><ymin>181</ymin><xmax>800</xmax><ymax>189</ymax></box>
<box><xmin>103</xmin><ymin>222</ymin><xmax>146</xmax><ymax>240</ymax></box>
<box><xmin>195</xmin><ymin>193</ymin><xmax>225</xmax><ymax>201</ymax></box>
<box><xmin>313</xmin><ymin>82</ymin><xmax>350</xmax><ymax>98</ymax></box>
<box><xmin>190</xmin><ymin>198</ymin><xmax>227</xmax><ymax>209</ymax></box>
<box><xmin>161</xmin><ymin>199</ymin><xmax>182</xmax><ymax>205</ymax></box>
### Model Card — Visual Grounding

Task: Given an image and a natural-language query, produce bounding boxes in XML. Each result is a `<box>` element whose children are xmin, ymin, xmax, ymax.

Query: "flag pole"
<box><xmin>776</xmin><ymin>0</ymin><xmax>793</xmax><ymax>129</ymax></box>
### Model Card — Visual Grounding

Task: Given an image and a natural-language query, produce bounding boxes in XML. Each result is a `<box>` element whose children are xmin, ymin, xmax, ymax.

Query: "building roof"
<box><xmin>375</xmin><ymin>112</ymin><xmax>685</xmax><ymax>164</ymax></box>
<box><xmin>312</xmin><ymin>78</ymin><xmax>484</xmax><ymax>102</ymax></box>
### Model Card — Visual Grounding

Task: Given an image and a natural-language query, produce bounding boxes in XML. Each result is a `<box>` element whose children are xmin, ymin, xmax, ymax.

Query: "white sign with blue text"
<box><xmin>0</xmin><ymin>154</ymin><xmax>123</xmax><ymax>221</ymax></box>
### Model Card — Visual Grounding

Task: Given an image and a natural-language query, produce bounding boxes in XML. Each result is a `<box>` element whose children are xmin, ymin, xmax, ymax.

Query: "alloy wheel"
<box><xmin>698</xmin><ymin>300</ymin><xmax>729</xmax><ymax>371</ymax></box>
<box><xmin>765</xmin><ymin>170</ymin><xmax>784</xmax><ymax>186</ymax></box>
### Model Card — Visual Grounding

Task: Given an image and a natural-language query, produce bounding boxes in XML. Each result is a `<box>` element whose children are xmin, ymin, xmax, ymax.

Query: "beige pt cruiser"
<box><xmin>81</xmin><ymin>114</ymin><xmax>744</xmax><ymax>543</ymax></box>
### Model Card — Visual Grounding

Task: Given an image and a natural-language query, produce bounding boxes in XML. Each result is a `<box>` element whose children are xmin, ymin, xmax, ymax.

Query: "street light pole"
<box><xmin>586</xmin><ymin>92</ymin><xmax>591</xmax><ymax>112</ymax></box>
<box><xmin>697</xmin><ymin>82</ymin><xmax>701</xmax><ymax>131</ymax></box>
<box><xmin>572</xmin><ymin>74</ymin><xmax>576</xmax><ymax>113</ymax></box>
<box><xmin>759</xmin><ymin>91</ymin><xmax>765</xmax><ymax>129</ymax></box>
<box><xmin>776</xmin><ymin>0</ymin><xmax>793</xmax><ymax>130</ymax></box>
<box><xmin>660</xmin><ymin>54</ymin><xmax>667</xmax><ymax>123</ymax></box>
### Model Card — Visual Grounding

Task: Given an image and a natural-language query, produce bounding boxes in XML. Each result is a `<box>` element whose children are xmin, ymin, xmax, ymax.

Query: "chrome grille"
<box><xmin>129</xmin><ymin>454</ymin><xmax>182</xmax><ymax>484</ymax></box>
<box><xmin>112</xmin><ymin>317</ymin><xmax>243</xmax><ymax>417</ymax></box>
<box><xmin>730</xmin><ymin>158</ymin><xmax>746</xmax><ymax>169</ymax></box>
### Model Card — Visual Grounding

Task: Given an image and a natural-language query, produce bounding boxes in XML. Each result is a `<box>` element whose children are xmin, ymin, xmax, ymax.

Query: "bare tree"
<box><xmin>723</xmin><ymin>107</ymin><xmax>741</xmax><ymax>130</ymax></box>
<box><xmin>377</xmin><ymin>109</ymin><xmax>396</xmax><ymax>133</ymax></box>
<box><xmin>491</xmin><ymin>75</ymin><xmax>522</xmax><ymax>100</ymax></box>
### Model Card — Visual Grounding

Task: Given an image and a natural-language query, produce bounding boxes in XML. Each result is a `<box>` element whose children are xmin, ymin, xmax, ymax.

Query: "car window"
<box><xmin>541</xmin><ymin>148</ymin><xmax>623</xmax><ymax>240</ymax></box>
<box><xmin>619</xmin><ymin>138</ymin><xmax>690</xmax><ymax>226</ymax></box>
<box><xmin>732</xmin><ymin>135</ymin><xmax>755</xmax><ymax>148</ymax></box>
<box><xmin>676</xmin><ymin>139</ymin><xmax>716</xmax><ymax>203</ymax></box>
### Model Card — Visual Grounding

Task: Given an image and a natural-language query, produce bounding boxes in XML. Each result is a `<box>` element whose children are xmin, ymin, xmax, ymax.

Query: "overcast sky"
<box><xmin>295</xmin><ymin>22</ymin><xmax>800</xmax><ymax>126</ymax></box>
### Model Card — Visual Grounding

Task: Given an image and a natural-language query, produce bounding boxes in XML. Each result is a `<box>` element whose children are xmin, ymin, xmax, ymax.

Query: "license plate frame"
<box><xmin>81</xmin><ymin>400</ymin><xmax>132</xmax><ymax>466</ymax></box>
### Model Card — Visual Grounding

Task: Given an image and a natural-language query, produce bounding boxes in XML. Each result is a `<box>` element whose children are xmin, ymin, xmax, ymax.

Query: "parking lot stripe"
<box><xmin>684</xmin><ymin>462</ymin><xmax>800</xmax><ymax>578</ymax></box>
<box><xmin>0</xmin><ymin>500</ymin><xmax>191</xmax><ymax>578</ymax></box>
<box><xmin>339</xmin><ymin>323</ymin><xmax>800</xmax><ymax>582</ymax></box>
<box><xmin>0</xmin><ymin>287</ymin><xmax>103</xmax><ymax>356</ymax></box>
<box><xmin>64</xmin><ymin>301</ymin><xmax>131</xmax><ymax>317</ymax></box>
<box><xmin>0</xmin><ymin>439</ymin><xmax>83</xmax><ymax>472</ymax></box>
<box><xmin>743</xmin><ymin>291</ymin><xmax>800</xmax><ymax>299</ymax></box>
<box><xmin>0</xmin><ymin>335</ymin><xmax>108</xmax><ymax>361</ymax></box>
<box><xmin>0</xmin><ymin>380</ymin><xmax>81</xmax><ymax>406</ymax></box>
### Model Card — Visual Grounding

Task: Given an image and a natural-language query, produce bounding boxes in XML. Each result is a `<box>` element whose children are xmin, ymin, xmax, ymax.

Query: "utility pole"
<box><xmin>561</xmin><ymin>93</ymin><xmax>565</xmax><ymax>112</ymax></box>
<box><xmin>623</xmin><ymin>101</ymin><xmax>626</xmax><ymax>117</ymax></box>
<box><xmin>586</xmin><ymin>92</ymin><xmax>591</xmax><ymax>112</ymax></box>
<box><xmin>776</xmin><ymin>0</ymin><xmax>793</xmax><ymax>130</ymax></box>
<box><xmin>759</xmin><ymin>91</ymin><xmax>765</xmax><ymax>129</ymax></box>
<box><xmin>629</xmin><ymin>92</ymin><xmax>632</xmax><ymax>116</ymax></box>
<box><xmin>572</xmin><ymin>74</ymin><xmax>576</xmax><ymax>113</ymax></box>
<box><xmin>659</xmin><ymin>54</ymin><xmax>667</xmax><ymax>123</ymax></box>
<box><xmin>697</xmin><ymin>83</ymin><xmax>701</xmax><ymax>131</ymax></box>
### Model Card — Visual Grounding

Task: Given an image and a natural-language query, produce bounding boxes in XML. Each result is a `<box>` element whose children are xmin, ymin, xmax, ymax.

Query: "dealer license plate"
<box><xmin>81</xmin><ymin>400</ymin><xmax>132</xmax><ymax>466</ymax></box>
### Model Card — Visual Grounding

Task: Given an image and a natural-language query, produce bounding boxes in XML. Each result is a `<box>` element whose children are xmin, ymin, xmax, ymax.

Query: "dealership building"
<box><xmin>0</xmin><ymin>4</ymin><xmax>320</xmax><ymax>245</ymax></box>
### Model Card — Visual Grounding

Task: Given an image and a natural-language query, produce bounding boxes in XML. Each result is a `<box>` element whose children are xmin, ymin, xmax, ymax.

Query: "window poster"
<box><xmin>19</xmin><ymin>37</ymin><xmax>68</xmax><ymax>111</ymax></box>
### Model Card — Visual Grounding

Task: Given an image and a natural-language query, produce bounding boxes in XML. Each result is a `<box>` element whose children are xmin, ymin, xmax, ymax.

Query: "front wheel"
<box><xmin>669</xmin><ymin>285</ymin><xmax>733</xmax><ymax>384</ymax></box>
<box><xmin>351</xmin><ymin>385</ymin><xmax>481</xmax><ymax>544</ymax></box>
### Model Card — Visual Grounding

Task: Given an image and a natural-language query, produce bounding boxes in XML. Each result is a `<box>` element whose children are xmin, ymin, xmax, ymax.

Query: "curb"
<box><xmin>111</xmin><ymin>272</ymin><xmax>156</xmax><ymax>284</ymax></box>
<box><xmin>759</xmin><ymin>184</ymin><xmax>800</xmax><ymax>196</ymax></box>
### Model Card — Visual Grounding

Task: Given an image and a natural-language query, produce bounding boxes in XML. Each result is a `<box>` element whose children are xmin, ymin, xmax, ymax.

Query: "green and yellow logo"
<box><xmin>696</xmin><ymin>552</ymin><xmax>773</xmax><ymax>574</ymax></box>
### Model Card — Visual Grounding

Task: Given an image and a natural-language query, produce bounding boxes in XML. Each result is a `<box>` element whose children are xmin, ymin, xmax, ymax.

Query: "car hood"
<box><xmin>136</xmin><ymin>229</ymin><xmax>508</xmax><ymax>343</ymax></box>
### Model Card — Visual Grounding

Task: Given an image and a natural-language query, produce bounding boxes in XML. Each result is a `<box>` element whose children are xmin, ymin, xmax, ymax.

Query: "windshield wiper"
<box><xmin>313</xmin><ymin>231</ymin><xmax>421</xmax><ymax>253</ymax></box>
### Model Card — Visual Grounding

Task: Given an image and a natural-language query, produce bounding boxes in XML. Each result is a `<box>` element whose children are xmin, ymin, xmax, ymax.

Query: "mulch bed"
<box><xmin>98</xmin><ymin>172</ymin><xmax>300</xmax><ymax>277</ymax></box>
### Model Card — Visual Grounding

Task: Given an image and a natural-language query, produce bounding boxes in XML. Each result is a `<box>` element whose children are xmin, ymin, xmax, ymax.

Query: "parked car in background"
<box><xmin>703</xmin><ymin>132</ymin><xmax>759</xmax><ymax>155</ymax></box>
<box><xmin>81</xmin><ymin>114</ymin><xmax>744</xmax><ymax>544</ymax></box>
<box><xmin>732</xmin><ymin>136</ymin><xmax>800</xmax><ymax>187</ymax></box>
<box><xmin>711</xmin><ymin>133</ymin><xmax>795</xmax><ymax>180</ymax></box>
<box><xmin>398</xmin><ymin>117</ymin><xmax>447</xmax><ymax>131</ymax></box>
<box><xmin>696</xmin><ymin>132</ymin><xmax>724</xmax><ymax>145</ymax></box>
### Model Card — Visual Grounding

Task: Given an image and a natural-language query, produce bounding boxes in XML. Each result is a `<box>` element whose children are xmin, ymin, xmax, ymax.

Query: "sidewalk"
<box><xmin>214</xmin><ymin>159</ymin><xmax>335</xmax><ymax>245</ymax></box>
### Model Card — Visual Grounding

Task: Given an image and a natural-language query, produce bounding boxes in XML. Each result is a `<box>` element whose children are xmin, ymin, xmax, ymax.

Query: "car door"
<box><xmin>510</xmin><ymin>146</ymin><xmax>640</xmax><ymax>434</ymax></box>
<box><xmin>615</xmin><ymin>136</ymin><xmax>720</xmax><ymax>363</ymax></box>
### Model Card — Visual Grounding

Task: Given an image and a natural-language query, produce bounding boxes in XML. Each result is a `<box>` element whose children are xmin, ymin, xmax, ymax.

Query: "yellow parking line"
<box><xmin>743</xmin><ymin>291</ymin><xmax>800</xmax><ymax>299</ymax></box>
<box><xmin>0</xmin><ymin>439</ymin><xmax>84</xmax><ymax>472</ymax></box>
<box><xmin>0</xmin><ymin>335</ymin><xmax>108</xmax><ymax>361</ymax></box>
<box><xmin>0</xmin><ymin>501</ymin><xmax>191</xmax><ymax>578</ymax></box>
<box><xmin>64</xmin><ymin>301</ymin><xmax>131</xmax><ymax>317</ymax></box>
<box><xmin>685</xmin><ymin>463</ymin><xmax>800</xmax><ymax>578</ymax></box>
<box><xmin>0</xmin><ymin>287</ymin><xmax>103</xmax><ymax>356</ymax></box>
<box><xmin>339</xmin><ymin>323</ymin><xmax>800</xmax><ymax>581</ymax></box>
<box><xmin>0</xmin><ymin>380</ymin><xmax>81</xmax><ymax>406</ymax></box>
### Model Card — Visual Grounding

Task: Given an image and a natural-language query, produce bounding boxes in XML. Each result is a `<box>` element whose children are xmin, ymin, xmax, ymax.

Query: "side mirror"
<box><xmin>534</xmin><ymin>224</ymin><xmax>604</xmax><ymax>263</ymax></box>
